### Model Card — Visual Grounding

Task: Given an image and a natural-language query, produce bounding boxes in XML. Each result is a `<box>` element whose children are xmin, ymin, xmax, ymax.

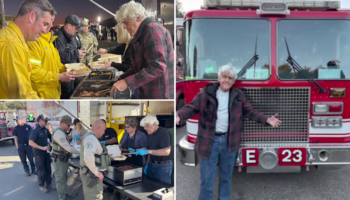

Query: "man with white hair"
<box><xmin>13</xmin><ymin>116</ymin><xmax>36</xmax><ymax>176</ymax></box>
<box><xmin>133</xmin><ymin>115</ymin><xmax>173</xmax><ymax>184</ymax></box>
<box><xmin>176</xmin><ymin>65</ymin><xmax>282</xmax><ymax>200</ymax></box>
<box><xmin>110</xmin><ymin>0</ymin><xmax>174</xmax><ymax>99</ymax></box>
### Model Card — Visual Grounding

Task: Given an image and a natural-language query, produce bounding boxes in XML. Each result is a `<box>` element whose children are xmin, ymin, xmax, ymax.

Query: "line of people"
<box><xmin>13</xmin><ymin>113</ymin><xmax>173</xmax><ymax>200</ymax></box>
<box><xmin>0</xmin><ymin>0</ymin><xmax>174</xmax><ymax>100</ymax></box>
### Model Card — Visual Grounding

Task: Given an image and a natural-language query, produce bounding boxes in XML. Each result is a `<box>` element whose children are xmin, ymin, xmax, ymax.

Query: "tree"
<box><xmin>0</xmin><ymin>102</ymin><xmax>7</xmax><ymax>110</ymax></box>
<box><xmin>176</xmin><ymin>0</ymin><xmax>184</xmax><ymax>18</ymax></box>
<box><xmin>6</xmin><ymin>102</ymin><xmax>27</xmax><ymax>110</ymax></box>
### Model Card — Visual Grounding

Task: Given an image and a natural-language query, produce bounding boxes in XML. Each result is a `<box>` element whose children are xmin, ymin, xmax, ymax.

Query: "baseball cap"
<box><xmin>37</xmin><ymin>114</ymin><xmax>45</xmax><ymax>122</ymax></box>
<box><xmin>65</xmin><ymin>14</ymin><xmax>83</xmax><ymax>31</ymax></box>
<box><xmin>73</xmin><ymin>118</ymin><xmax>81</xmax><ymax>125</ymax></box>
<box><xmin>61</xmin><ymin>115</ymin><xmax>73</xmax><ymax>126</ymax></box>
<box><xmin>17</xmin><ymin>116</ymin><xmax>25</xmax><ymax>121</ymax></box>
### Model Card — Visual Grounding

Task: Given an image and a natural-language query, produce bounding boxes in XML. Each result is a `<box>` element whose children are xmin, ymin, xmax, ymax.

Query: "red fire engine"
<box><xmin>0</xmin><ymin>112</ymin><xmax>15</xmax><ymax>144</ymax></box>
<box><xmin>177</xmin><ymin>0</ymin><xmax>350</xmax><ymax>173</ymax></box>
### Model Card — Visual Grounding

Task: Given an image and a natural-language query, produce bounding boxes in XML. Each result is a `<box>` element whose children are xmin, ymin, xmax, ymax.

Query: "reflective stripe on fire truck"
<box><xmin>186</xmin><ymin>119</ymin><xmax>350</xmax><ymax>138</ymax></box>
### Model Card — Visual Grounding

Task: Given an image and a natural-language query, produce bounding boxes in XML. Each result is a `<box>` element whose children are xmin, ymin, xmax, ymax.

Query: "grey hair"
<box><xmin>17</xmin><ymin>0</ymin><xmax>57</xmax><ymax>21</ymax></box>
<box><xmin>140</xmin><ymin>115</ymin><xmax>159</xmax><ymax>127</ymax></box>
<box><xmin>115</xmin><ymin>0</ymin><xmax>150</xmax><ymax>23</ymax></box>
<box><xmin>218</xmin><ymin>65</ymin><xmax>238</xmax><ymax>80</ymax></box>
<box><xmin>115</xmin><ymin>23</ymin><xmax>133</xmax><ymax>43</ymax></box>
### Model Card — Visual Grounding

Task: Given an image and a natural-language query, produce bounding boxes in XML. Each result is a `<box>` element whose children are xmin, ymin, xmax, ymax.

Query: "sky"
<box><xmin>2</xmin><ymin>0</ymin><xmax>141</xmax><ymax>26</ymax></box>
<box><xmin>179</xmin><ymin>0</ymin><xmax>350</xmax><ymax>12</ymax></box>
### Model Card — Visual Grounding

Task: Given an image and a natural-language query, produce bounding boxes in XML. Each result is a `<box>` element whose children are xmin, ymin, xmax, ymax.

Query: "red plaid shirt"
<box><xmin>177</xmin><ymin>83</ymin><xmax>269</xmax><ymax>160</ymax></box>
<box><xmin>122</xmin><ymin>18</ymin><xmax>174</xmax><ymax>99</ymax></box>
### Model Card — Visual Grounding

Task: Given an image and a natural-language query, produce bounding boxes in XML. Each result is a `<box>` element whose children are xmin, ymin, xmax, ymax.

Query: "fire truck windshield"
<box><xmin>278</xmin><ymin>19</ymin><xmax>350</xmax><ymax>80</ymax></box>
<box><xmin>184</xmin><ymin>18</ymin><xmax>270</xmax><ymax>80</ymax></box>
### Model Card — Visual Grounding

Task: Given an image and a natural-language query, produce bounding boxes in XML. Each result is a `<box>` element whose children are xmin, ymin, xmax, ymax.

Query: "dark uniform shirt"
<box><xmin>12</xmin><ymin>124</ymin><xmax>32</xmax><ymax>145</ymax></box>
<box><xmin>147</xmin><ymin>127</ymin><xmax>172</xmax><ymax>162</ymax></box>
<box><xmin>99</xmin><ymin>128</ymin><xmax>118</xmax><ymax>145</ymax></box>
<box><xmin>29</xmin><ymin>124</ymin><xmax>49</xmax><ymax>147</ymax></box>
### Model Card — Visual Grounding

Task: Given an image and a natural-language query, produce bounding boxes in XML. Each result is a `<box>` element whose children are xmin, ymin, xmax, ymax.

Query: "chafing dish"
<box><xmin>70</xmin><ymin>81</ymin><xmax>114</xmax><ymax>99</ymax></box>
<box><xmin>105</xmin><ymin>162</ymin><xmax>142</xmax><ymax>185</ymax></box>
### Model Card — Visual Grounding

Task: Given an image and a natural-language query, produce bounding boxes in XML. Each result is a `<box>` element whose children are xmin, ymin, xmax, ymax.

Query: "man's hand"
<box><xmin>110</xmin><ymin>80</ymin><xmax>128</xmax><ymax>94</ymax></box>
<box><xmin>97</xmin><ymin>172</ymin><xmax>104</xmax><ymax>181</ymax></box>
<box><xmin>59</xmin><ymin>72</ymin><xmax>79</xmax><ymax>82</ymax></box>
<box><xmin>97</xmin><ymin>48</ymin><xmax>107</xmax><ymax>55</ymax></box>
<box><xmin>176</xmin><ymin>112</ymin><xmax>180</xmax><ymax>125</ymax></box>
<box><xmin>102</xmin><ymin>61</ymin><xmax>112</xmax><ymax>69</ymax></box>
<box><xmin>267</xmin><ymin>114</ymin><xmax>282</xmax><ymax>128</ymax></box>
<box><xmin>134</xmin><ymin>149</ymin><xmax>148</xmax><ymax>156</ymax></box>
<box><xmin>42</xmin><ymin>146</ymin><xmax>50</xmax><ymax>151</ymax></box>
<box><xmin>128</xmin><ymin>148</ymin><xmax>136</xmax><ymax>153</ymax></box>
<box><xmin>78</xmin><ymin>49</ymin><xmax>86</xmax><ymax>59</ymax></box>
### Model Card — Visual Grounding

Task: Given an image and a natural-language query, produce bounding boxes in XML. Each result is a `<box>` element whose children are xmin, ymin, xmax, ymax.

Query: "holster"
<box><xmin>81</xmin><ymin>166</ymin><xmax>100</xmax><ymax>188</ymax></box>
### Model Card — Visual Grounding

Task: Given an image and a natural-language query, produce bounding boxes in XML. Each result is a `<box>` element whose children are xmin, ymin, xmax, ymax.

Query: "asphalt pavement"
<box><xmin>0</xmin><ymin>141</ymin><xmax>116</xmax><ymax>200</ymax></box>
<box><xmin>176</xmin><ymin>125</ymin><xmax>350</xmax><ymax>200</ymax></box>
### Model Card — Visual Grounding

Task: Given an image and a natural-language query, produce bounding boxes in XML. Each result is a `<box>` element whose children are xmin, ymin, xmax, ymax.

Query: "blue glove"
<box><xmin>128</xmin><ymin>148</ymin><xmax>135</xmax><ymax>153</ymax></box>
<box><xmin>73</xmin><ymin>135</ymin><xmax>80</xmax><ymax>139</ymax></box>
<box><xmin>101</xmin><ymin>141</ymin><xmax>106</xmax><ymax>145</ymax></box>
<box><xmin>144</xmin><ymin>165</ymin><xmax>148</xmax><ymax>175</ymax></box>
<box><xmin>134</xmin><ymin>149</ymin><xmax>148</xmax><ymax>156</ymax></box>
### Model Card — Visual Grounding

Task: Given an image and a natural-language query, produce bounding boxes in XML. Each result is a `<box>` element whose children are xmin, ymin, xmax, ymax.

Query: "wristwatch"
<box><xmin>41</xmin><ymin>146</ymin><xmax>44</xmax><ymax>150</ymax></box>
<box><xmin>149</xmin><ymin>150</ymin><xmax>153</xmax><ymax>155</ymax></box>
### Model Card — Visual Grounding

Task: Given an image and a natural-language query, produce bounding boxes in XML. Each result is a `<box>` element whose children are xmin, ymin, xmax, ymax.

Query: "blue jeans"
<box><xmin>146</xmin><ymin>161</ymin><xmax>173</xmax><ymax>184</ymax></box>
<box><xmin>131</xmin><ymin>89</ymin><xmax>138</xmax><ymax>99</ymax></box>
<box><xmin>198</xmin><ymin>136</ymin><xmax>238</xmax><ymax>200</ymax></box>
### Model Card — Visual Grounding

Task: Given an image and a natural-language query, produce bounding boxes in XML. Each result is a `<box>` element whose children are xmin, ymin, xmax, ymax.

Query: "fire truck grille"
<box><xmin>240</xmin><ymin>87</ymin><xmax>310</xmax><ymax>143</ymax></box>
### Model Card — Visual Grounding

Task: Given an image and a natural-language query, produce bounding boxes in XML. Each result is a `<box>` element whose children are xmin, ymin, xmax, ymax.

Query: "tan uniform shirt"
<box><xmin>83</xmin><ymin>133</ymin><xmax>104</xmax><ymax>176</ymax></box>
<box><xmin>53</xmin><ymin>129</ymin><xmax>80</xmax><ymax>154</ymax></box>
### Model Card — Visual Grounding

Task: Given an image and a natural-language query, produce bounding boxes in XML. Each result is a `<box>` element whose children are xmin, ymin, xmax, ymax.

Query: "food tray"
<box><xmin>65</xmin><ymin>63</ymin><xmax>86</xmax><ymax>69</ymax></box>
<box><xmin>90</xmin><ymin>61</ymin><xmax>106</xmax><ymax>69</ymax></box>
<box><xmin>98</xmin><ymin>57</ymin><xmax>109</xmax><ymax>62</ymax></box>
<box><xmin>108</xmin><ymin>55</ymin><xmax>121</xmax><ymax>63</ymax></box>
<box><xmin>70</xmin><ymin>80</ymin><xmax>115</xmax><ymax>99</ymax></box>
<box><xmin>101</xmin><ymin>53</ymin><xmax>117</xmax><ymax>58</ymax></box>
<box><xmin>85</xmin><ymin>70</ymin><xmax>117</xmax><ymax>81</ymax></box>
<box><xmin>111</xmin><ymin>155</ymin><xmax>127</xmax><ymax>161</ymax></box>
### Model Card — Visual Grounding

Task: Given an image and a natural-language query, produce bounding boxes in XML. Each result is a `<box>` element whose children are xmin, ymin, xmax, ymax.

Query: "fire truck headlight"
<box><xmin>327</xmin><ymin>117</ymin><xmax>342</xmax><ymax>127</ymax></box>
<box><xmin>312</xmin><ymin>117</ymin><xmax>342</xmax><ymax>128</ymax></box>
<box><xmin>312</xmin><ymin>117</ymin><xmax>327</xmax><ymax>127</ymax></box>
<box><xmin>313</xmin><ymin>104</ymin><xmax>328</xmax><ymax>114</ymax></box>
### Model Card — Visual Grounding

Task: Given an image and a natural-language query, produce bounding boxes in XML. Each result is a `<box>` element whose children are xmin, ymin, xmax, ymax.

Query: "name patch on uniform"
<box><xmin>60</xmin><ymin>137</ymin><xmax>65</xmax><ymax>143</ymax></box>
<box><xmin>86</xmin><ymin>142</ymin><xmax>93</xmax><ymax>149</ymax></box>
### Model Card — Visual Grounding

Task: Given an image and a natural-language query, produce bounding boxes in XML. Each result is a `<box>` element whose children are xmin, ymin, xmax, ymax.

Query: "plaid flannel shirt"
<box><xmin>177</xmin><ymin>82</ymin><xmax>269</xmax><ymax>160</ymax></box>
<box><xmin>122</xmin><ymin>18</ymin><xmax>174</xmax><ymax>99</ymax></box>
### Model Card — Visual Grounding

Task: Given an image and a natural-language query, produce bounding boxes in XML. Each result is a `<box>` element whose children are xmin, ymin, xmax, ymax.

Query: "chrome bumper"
<box><xmin>0</xmin><ymin>136</ymin><xmax>14</xmax><ymax>142</ymax></box>
<box><xmin>178</xmin><ymin>135</ymin><xmax>350</xmax><ymax>171</ymax></box>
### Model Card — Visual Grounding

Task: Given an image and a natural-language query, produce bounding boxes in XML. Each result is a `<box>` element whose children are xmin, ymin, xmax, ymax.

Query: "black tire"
<box><xmin>176</xmin><ymin>98</ymin><xmax>186</xmax><ymax>127</ymax></box>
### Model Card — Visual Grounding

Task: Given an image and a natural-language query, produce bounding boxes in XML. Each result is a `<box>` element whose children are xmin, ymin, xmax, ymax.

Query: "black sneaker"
<box><xmin>26</xmin><ymin>171</ymin><xmax>31</xmax><ymax>176</ymax></box>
